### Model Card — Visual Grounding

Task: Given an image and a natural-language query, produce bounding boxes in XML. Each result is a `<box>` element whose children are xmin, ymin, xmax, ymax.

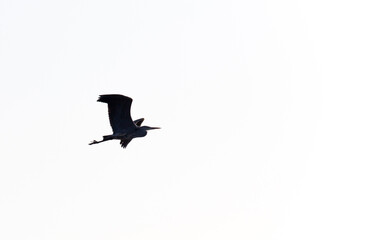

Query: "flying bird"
<box><xmin>89</xmin><ymin>94</ymin><xmax>160</xmax><ymax>148</ymax></box>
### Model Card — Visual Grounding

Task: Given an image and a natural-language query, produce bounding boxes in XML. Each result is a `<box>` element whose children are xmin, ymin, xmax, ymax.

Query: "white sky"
<box><xmin>0</xmin><ymin>0</ymin><xmax>374</xmax><ymax>239</ymax></box>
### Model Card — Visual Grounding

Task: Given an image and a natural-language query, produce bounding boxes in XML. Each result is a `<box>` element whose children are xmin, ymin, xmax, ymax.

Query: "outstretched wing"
<box><xmin>120</xmin><ymin>139</ymin><xmax>132</xmax><ymax>148</ymax></box>
<box><xmin>97</xmin><ymin>94</ymin><xmax>136</xmax><ymax>134</ymax></box>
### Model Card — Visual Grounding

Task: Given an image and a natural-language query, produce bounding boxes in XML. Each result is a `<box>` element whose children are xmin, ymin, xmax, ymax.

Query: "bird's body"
<box><xmin>89</xmin><ymin>94</ymin><xmax>160</xmax><ymax>148</ymax></box>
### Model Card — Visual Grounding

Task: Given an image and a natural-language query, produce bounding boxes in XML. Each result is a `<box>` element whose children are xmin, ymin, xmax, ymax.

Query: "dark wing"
<box><xmin>120</xmin><ymin>139</ymin><xmax>132</xmax><ymax>148</ymax></box>
<box><xmin>97</xmin><ymin>94</ymin><xmax>136</xmax><ymax>134</ymax></box>
<box><xmin>133</xmin><ymin>118</ymin><xmax>144</xmax><ymax>127</ymax></box>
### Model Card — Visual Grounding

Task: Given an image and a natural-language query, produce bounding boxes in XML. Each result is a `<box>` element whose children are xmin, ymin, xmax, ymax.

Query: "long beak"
<box><xmin>143</xmin><ymin>126</ymin><xmax>161</xmax><ymax>130</ymax></box>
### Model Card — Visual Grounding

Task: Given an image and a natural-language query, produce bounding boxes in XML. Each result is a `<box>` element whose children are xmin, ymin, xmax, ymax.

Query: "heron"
<box><xmin>89</xmin><ymin>94</ymin><xmax>160</xmax><ymax>148</ymax></box>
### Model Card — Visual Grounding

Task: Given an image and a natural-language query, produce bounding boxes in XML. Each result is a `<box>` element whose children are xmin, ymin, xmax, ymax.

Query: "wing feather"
<box><xmin>120</xmin><ymin>139</ymin><xmax>132</xmax><ymax>148</ymax></box>
<box><xmin>133</xmin><ymin>118</ymin><xmax>144</xmax><ymax>127</ymax></box>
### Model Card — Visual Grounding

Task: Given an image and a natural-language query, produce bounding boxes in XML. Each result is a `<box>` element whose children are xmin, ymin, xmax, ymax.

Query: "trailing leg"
<box><xmin>89</xmin><ymin>135</ymin><xmax>114</xmax><ymax>145</ymax></box>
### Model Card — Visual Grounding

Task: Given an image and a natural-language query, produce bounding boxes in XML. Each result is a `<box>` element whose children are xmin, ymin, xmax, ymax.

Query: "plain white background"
<box><xmin>0</xmin><ymin>0</ymin><xmax>374</xmax><ymax>239</ymax></box>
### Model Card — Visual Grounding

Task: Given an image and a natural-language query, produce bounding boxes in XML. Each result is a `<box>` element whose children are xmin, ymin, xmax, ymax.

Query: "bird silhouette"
<box><xmin>89</xmin><ymin>94</ymin><xmax>160</xmax><ymax>148</ymax></box>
